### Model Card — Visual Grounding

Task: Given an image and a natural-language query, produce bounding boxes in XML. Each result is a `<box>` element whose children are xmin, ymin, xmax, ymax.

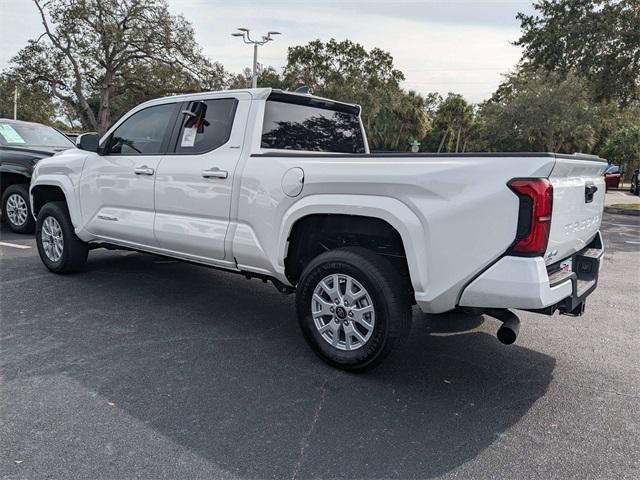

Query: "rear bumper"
<box><xmin>459</xmin><ymin>232</ymin><xmax>603</xmax><ymax>314</ymax></box>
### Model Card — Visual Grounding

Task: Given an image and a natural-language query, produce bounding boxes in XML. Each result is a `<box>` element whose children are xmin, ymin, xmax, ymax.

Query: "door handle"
<box><xmin>202</xmin><ymin>167</ymin><xmax>228</xmax><ymax>179</ymax></box>
<box><xmin>134</xmin><ymin>166</ymin><xmax>155</xmax><ymax>176</ymax></box>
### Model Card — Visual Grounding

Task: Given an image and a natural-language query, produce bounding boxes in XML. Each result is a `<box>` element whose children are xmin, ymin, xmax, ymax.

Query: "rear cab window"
<box><xmin>260</xmin><ymin>93</ymin><xmax>366</xmax><ymax>154</ymax></box>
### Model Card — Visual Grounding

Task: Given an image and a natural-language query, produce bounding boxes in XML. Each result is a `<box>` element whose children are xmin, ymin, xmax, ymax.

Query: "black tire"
<box><xmin>1</xmin><ymin>184</ymin><xmax>35</xmax><ymax>234</ymax></box>
<box><xmin>296</xmin><ymin>247</ymin><xmax>412</xmax><ymax>372</ymax></box>
<box><xmin>35</xmin><ymin>201</ymin><xmax>88</xmax><ymax>273</ymax></box>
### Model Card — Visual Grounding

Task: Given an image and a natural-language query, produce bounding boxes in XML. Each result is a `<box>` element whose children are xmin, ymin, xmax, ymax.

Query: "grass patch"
<box><xmin>610</xmin><ymin>204</ymin><xmax>640</xmax><ymax>210</ymax></box>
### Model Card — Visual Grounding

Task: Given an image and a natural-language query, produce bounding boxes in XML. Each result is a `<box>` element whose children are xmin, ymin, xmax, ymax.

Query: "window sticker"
<box><xmin>0</xmin><ymin>124</ymin><xmax>26</xmax><ymax>144</ymax></box>
<box><xmin>181</xmin><ymin>127</ymin><xmax>197</xmax><ymax>147</ymax></box>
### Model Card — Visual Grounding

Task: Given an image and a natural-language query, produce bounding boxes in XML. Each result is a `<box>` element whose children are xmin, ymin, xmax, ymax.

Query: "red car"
<box><xmin>604</xmin><ymin>164</ymin><xmax>621</xmax><ymax>191</ymax></box>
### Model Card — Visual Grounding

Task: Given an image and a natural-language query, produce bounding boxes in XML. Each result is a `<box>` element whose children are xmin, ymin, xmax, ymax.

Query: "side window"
<box><xmin>174</xmin><ymin>98</ymin><xmax>238</xmax><ymax>154</ymax></box>
<box><xmin>105</xmin><ymin>103</ymin><xmax>176</xmax><ymax>155</ymax></box>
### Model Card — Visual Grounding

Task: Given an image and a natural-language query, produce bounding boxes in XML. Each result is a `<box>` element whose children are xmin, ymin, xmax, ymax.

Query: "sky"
<box><xmin>0</xmin><ymin>0</ymin><xmax>537</xmax><ymax>103</ymax></box>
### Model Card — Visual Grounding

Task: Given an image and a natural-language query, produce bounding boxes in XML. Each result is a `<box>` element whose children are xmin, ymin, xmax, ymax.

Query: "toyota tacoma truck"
<box><xmin>29</xmin><ymin>88</ymin><xmax>606</xmax><ymax>371</ymax></box>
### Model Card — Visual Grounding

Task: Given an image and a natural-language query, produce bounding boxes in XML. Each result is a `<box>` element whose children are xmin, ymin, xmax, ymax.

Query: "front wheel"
<box><xmin>36</xmin><ymin>201</ymin><xmax>88</xmax><ymax>273</ymax></box>
<box><xmin>296</xmin><ymin>247</ymin><xmax>412</xmax><ymax>372</ymax></box>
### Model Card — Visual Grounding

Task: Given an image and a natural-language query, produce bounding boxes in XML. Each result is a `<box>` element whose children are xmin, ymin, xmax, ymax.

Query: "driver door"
<box><xmin>80</xmin><ymin>102</ymin><xmax>179</xmax><ymax>247</ymax></box>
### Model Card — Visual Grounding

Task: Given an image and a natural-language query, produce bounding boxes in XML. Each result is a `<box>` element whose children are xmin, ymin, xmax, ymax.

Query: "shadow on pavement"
<box><xmin>2</xmin><ymin>251</ymin><xmax>556</xmax><ymax>479</ymax></box>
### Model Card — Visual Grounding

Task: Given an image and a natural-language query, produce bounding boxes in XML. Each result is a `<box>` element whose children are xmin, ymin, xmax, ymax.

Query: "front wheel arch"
<box><xmin>31</xmin><ymin>184</ymin><xmax>68</xmax><ymax>218</ymax></box>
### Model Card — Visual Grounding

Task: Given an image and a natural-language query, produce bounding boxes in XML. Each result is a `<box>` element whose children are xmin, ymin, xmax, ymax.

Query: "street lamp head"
<box><xmin>267</xmin><ymin>31</ymin><xmax>281</xmax><ymax>37</ymax></box>
<box><xmin>231</xmin><ymin>33</ymin><xmax>244</xmax><ymax>37</ymax></box>
<box><xmin>237</xmin><ymin>27</ymin><xmax>249</xmax><ymax>32</ymax></box>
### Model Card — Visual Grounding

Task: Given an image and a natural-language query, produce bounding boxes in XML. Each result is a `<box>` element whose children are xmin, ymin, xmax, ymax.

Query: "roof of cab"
<box><xmin>0</xmin><ymin>118</ymin><xmax>47</xmax><ymax>126</ymax></box>
<box><xmin>137</xmin><ymin>87</ymin><xmax>361</xmax><ymax>114</ymax></box>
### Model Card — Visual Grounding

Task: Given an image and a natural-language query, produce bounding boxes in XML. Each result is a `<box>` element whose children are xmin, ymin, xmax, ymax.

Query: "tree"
<box><xmin>227</xmin><ymin>65</ymin><xmax>286</xmax><ymax>90</ymax></box>
<box><xmin>421</xmin><ymin>93</ymin><xmax>473</xmax><ymax>152</ymax></box>
<box><xmin>367</xmin><ymin>90</ymin><xmax>432</xmax><ymax>151</ymax></box>
<box><xmin>281</xmin><ymin>39</ymin><xmax>430</xmax><ymax>151</ymax></box>
<box><xmin>10</xmin><ymin>0</ymin><xmax>225</xmax><ymax>134</ymax></box>
<box><xmin>0</xmin><ymin>72</ymin><xmax>57</xmax><ymax>124</ymax></box>
<box><xmin>601</xmin><ymin>125</ymin><xmax>640</xmax><ymax>178</ymax></box>
<box><xmin>516</xmin><ymin>0</ymin><xmax>640</xmax><ymax>105</ymax></box>
<box><xmin>469</xmin><ymin>71</ymin><xmax>601</xmax><ymax>153</ymax></box>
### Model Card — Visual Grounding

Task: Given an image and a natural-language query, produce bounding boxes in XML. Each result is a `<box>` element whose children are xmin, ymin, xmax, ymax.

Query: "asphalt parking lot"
<box><xmin>1</xmin><ymin>213</ymin><xmax>639</xmax><ymax>479</ymax></box>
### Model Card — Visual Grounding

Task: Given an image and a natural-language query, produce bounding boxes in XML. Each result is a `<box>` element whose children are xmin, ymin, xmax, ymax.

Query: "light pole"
<box><xmin>231</xmin><ymin>28</ymin><xmax>281</xmax><ymax>88</ymax></box>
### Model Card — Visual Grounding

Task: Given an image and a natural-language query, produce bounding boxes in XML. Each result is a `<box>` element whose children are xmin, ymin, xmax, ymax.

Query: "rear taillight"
<box><xmin>507</xmin><ymin>178</ymin><xmax>553</xmax><ymax>256</ymax></box>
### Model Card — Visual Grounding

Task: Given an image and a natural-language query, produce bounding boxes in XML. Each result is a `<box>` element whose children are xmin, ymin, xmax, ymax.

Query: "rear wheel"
<box><xmin>296</xmin><ymin>247</ymin><xmax>412</xmax><ymax>371</ymax></box>
<box><xmin>36</xmin><ymin>201</ymin><xmax>88</xmax><ymax>273</ymax></box>
<box><xmin>1</xmin><ymin>184</ymin><xmax>35</xmax><ymax>234</ymax></box>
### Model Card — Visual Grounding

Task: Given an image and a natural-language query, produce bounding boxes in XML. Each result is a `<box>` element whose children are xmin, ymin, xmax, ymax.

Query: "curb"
<box><xmin>604</xmin><ymin>206</ymin><xmax>640</xmax><ymax>217</ymax></box>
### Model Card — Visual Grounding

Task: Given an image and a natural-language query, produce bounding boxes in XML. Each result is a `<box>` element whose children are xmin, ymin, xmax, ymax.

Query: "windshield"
<box><xmin>0</xmin><ymin>122</ymin><xmax>74</xmax><ymax>149</ymax></box>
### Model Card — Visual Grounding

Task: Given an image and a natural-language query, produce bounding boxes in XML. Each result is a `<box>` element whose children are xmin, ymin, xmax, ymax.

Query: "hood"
<box><xmin>1</xmin><ymin>145</ymin><xmax>71</xmax><ymax>157</ymax></box>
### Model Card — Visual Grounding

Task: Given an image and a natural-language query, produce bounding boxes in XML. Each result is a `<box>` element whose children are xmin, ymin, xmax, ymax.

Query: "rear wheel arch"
<box><xmin>278</xmin><ymin>196</ymin><xmax>429</xmax><ymax>299</ymax></box>
<box><xmin>284</xmin><ymin>213</ymin><xmax>412</xmax><ymax>292</ymax></box>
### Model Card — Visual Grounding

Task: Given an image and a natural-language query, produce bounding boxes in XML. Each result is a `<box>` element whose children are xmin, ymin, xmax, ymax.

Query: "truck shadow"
<box><xmin>3</xmin><ymin>251</ymin><xmax>556</xmax><ymax>479</ymax></box>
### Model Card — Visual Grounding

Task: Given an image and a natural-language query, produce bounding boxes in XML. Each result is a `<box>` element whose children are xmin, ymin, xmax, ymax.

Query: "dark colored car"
<box><xmin>603</xmin><ymin>164</ymin><xmax>621</xmax><ymax>191</ymax></box>
<box><xmin>630</xmin><ymin>169</ymin><xmax>640</xmax><ymax>196</ymax></box>
<box><xmin>0</xmin><ymin>119</ymin><xmax>75</xmax><ymax>233</ymax></box>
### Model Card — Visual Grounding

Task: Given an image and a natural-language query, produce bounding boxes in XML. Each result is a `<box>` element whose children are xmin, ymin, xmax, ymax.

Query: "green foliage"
<box><xmin>278</xmin><ymin>39</ymin><xmax>430</xmax><ymax>151</ymax></box>
<box><xmin>366</xmin><ymin>89</ymin><xmax>431</xmax><ymax>151</ymax></box>
<box><xmin>516</xmin><ymin>0</ymin><xmax>640</xmax><ymax>105</ymax></box>
<box><xmin>2</xmin><ymin>2</ymin><xmax>637</xmax><ymax>158</ymax></box>
<box><xmin>470</xmin><ymin>71</ymin><xmax>602</xmax><ymax>153</ymax></box>
<box><xmin>0</xmin><ymin>72</ymin><xmax>56</xmax><ymax>124</ymax></box>
<box><xmin>422</xmin><ymin>93</ymin><xmax>474</xmax><ymax>152</ymax></box>
<box><xmin>227</xmin><ymin>66</ymin><xmax>287</xmax><ymax>90</ymax></box>
<box><xmin>601</xmin><ymin>126</ymin><xmax>640</xmax><ymax>176</ymax></box>
<box><xmin>10</xmin><ymin>0</ymin><xmax>226</xmax><ymax>134</ymax></box>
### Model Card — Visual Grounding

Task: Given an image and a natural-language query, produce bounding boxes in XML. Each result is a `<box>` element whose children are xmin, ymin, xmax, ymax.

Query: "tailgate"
<box><xmin>545</xmin><ymin>155</ymin><xmax>607</xmax><ymax>264</ymax></box>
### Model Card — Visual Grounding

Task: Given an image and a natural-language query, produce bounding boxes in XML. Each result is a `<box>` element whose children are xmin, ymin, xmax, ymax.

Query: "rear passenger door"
<box><xmin>153</xmin><ymin>93</ymin><xmax>250</xmax><ymax>262</ymax></box>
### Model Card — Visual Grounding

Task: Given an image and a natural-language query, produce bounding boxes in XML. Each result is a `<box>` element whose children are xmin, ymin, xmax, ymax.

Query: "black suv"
<box><xmin>0</xmin><ymin>119</ymin><xmax>75</xmax><ymax>233</ymax></box>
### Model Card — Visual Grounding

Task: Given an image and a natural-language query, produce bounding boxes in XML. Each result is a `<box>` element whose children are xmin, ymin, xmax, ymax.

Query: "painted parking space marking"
<box><xmin>0</xmin><ymin>241</ymin><xmax>32</xmax><ymax>249</ymax></box>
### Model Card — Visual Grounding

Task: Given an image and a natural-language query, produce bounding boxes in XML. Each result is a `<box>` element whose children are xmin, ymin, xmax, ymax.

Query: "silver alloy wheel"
<box><xmin>6</xmin><ymin>193</ymin><xmax>28</xmax><ymax>226</ymax></box>
<box><xmin>311</xmin><ymin>273</ymin><xmax>376</xmax><ymax>351</ymax></box>
<box><xmin>41</xmin><ymin>216</ymin><xmax>64</xmax><ymax>262</ymax></box>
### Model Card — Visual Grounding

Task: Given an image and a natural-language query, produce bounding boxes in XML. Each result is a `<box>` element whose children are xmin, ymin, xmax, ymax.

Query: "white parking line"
<box><xmin>0</xmin><ymin>241</ymin><xmax>32</xmax><ymax>249</ymax></box>
<box><xmin>625</xmin><ymin>240</ymin><xmax>640</xmax><ymax>245</ymax></box>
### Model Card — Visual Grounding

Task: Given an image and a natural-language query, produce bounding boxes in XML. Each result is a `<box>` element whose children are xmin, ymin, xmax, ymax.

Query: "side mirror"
<box><xmin>77</xmin><ymin>133</ymin><xmax>100</xmax><ymax>152</ymax></box>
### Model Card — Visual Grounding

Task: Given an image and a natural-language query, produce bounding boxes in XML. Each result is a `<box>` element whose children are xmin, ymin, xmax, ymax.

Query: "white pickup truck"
<box><xmin>30</xmin><ymin>88</ymin><xmax>606</xmax><ymax>370</ymax></box>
